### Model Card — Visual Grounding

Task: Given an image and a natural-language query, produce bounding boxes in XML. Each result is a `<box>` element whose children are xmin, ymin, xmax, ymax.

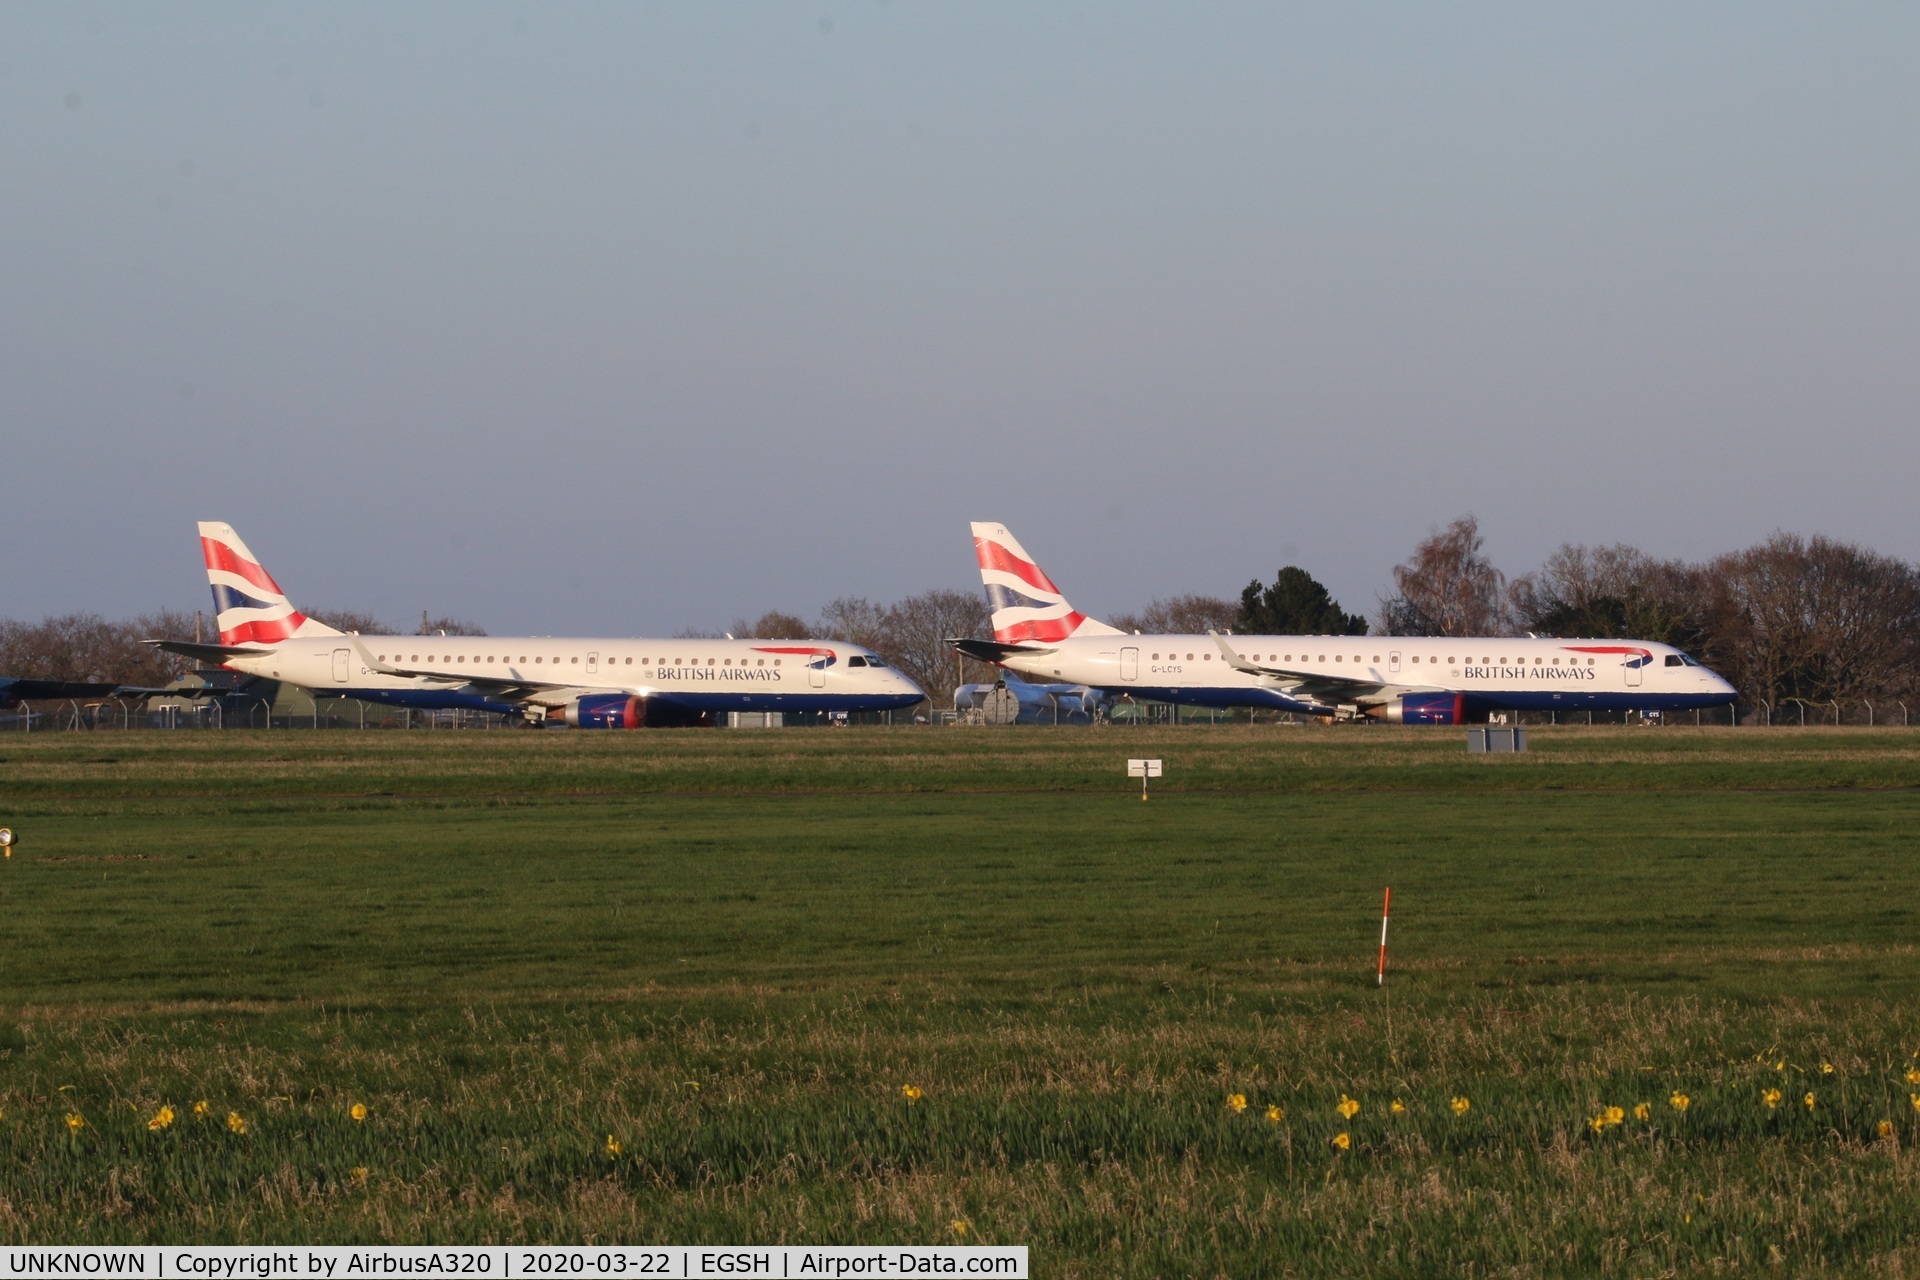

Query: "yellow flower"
<box><xmin>900</xmin><ymin>1084</ymin><xmax>922</xmax><ymax>1104</ymax></box>
<box><xmin>1774</xmin><ymin>1061</ymin><xmax>1786</xmax><ymax>1072</ymax></box>
<box><xmin>64</xmin><ymin>1112</ymin><xmax>86</xmax><ymax>1133</ymax></box>
<box><xmin>1264</xmin><ymin>1105</ymin><xmax>1284</xmax><ymax>1124</ymax></box>
<box><xmin>1761</xmin><ymin>1089</ymin><xmax>1782</xmax><ymax>1110</ymax></box>
<box><xmin>1877</xmin><ymin>1121</ymin><xmax>1895</xmax><ymax>1140</ymax></box>
<box><xmin>1449</xmin><ymin>1096</ymin><xmax>1470</xmax><ymax>1116</ymax></box>
<box><xmin>350</xmin><ymin>1166</ymin><xmax>369</xmax><ymax>1184</ymax></box>
<box><xmin>1669</xmin><ymin>1092</ymin><xmax>1690</xmax><ymax>1113</ymax></box>
<box><xmin>1390</xmin><ymin>1099</ymin><xmax>1407</xmax><ymax>1115</ymax></box>
<box><xmin>1909</xmin><ymin>1093</ymin><xmax>1920</xmax><ymax>1115</ymax></box>
<box><xmin>192</xmin><ymin>1100</ymin><xmax>211</xmax><ymax>1119</ymax></box>
<box><xmin>350</xmin><ymin>1102</ymin><xmax>368</xmax><ymax>1123</ymax></box>
<box><xmin>1804</xmin><ymin>1092</ymin><xmax>1816</xmax><ymax>1111</ymax></box>
<box><xmin>227</xmin><ymin>1111</ymin><xmax>247</xmax><ymax>1134</ymax></box>
<box><xmin>1336</xmin><ymin>1094</ymin><xmax>1360</xmax><ymax>1120</ymax></box>
<box><xmin>1330</xmin><ymin>1132</ymin><xmax>1350</xmax><ymax>1151</ymax></box>
<box><xmin>147</xmin><ymin>1105</ymin><xmax>175</xmax><ymax>1131</ymax></box>
<box><xmin>604</xmin><ymin>1135</ymin><xmax>622</xmax><ymax>1158</ymax></box>
<box><xmin>1905</xmin><ymin>1068</ymin><xmax>1920</xmax><ymax>1086</ymax></box>
<box><xmin>1226</xmin><ymin>1093</ymin><xmax>1247</xmax><ymax>1114</ymax></box>
<box><xmin>1634</xmin><ymin>1102</ymin><xmax>1652</xmax><ymax>1121</ymax></box>
<box><xmin>1604</xmin><ymin>1106</ymin><xmax>1625</xmax><ymax>1126</ymax></box>
<box><xmin>1820</xmin><ymin>1062</ymin><xmax>1834</xmax><ymax>1075</ymax></box>
<box><xmin>949</xmin><ymin>1220</ymin><xmax>970</xmax><ymax>1237</ymax></box>
<box><xmin>1587</xmin><ymin>1114</ymin><xmax>1608</xmax><ymax>1134</ymax></box>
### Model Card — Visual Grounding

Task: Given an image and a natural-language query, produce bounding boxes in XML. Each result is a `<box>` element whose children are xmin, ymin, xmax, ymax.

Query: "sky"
<box><xmin>5</xmin><ymin>3</ymin><xmax>1917</xmax><ymax>635</ymax></box>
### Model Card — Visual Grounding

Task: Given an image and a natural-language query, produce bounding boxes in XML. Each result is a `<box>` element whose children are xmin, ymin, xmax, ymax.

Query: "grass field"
<box><xmin>3</xmin><ymin>725</ymin><xmax>1919</xmax><ymax>1274</ymax></box>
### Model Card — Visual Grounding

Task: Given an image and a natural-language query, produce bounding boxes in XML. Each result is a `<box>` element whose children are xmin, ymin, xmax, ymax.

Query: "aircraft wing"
<box><xmin>346</xmin><ymin>635</ymin><xmax>586</xmax><ymax>701</ymax></box>
<box><xmin>0</xmin><ymin>677</ymin><xmax>124</xmax><ymax>707</ymax></box>
<box><xmin>1207</xmin><ymin>632</ymin><xmax>1439</xmax><ymax>705</ymax></box>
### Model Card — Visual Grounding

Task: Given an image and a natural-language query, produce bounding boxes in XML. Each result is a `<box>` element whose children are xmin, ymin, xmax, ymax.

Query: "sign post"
<box><xmin>1126</xmin><ymin>758</ymin><xmax>1163</xmax><ymax>801</ymax></box>
<box><xmin>1377</xmin><ymin>885</ymin><xmax>1391</xmax><ymax>986</ymax></box>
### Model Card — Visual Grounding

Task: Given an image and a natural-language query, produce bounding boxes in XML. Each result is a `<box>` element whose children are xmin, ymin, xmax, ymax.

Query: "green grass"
<box><xmin>2</xmin><ymin>726</ymin><xmax>1919</xmax><ymax>1272</ymax></box>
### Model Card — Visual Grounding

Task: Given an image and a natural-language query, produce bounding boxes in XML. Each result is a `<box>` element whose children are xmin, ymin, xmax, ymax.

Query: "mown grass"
<box><xmin>2</xmin><ymin>725</ymin><xmax>1919</xmax><ymax>1273</ymax></box>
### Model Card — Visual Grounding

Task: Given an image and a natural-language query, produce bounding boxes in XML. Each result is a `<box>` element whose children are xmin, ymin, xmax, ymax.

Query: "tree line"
<box><xmin>7</xmin><ymin>520</ymin><xmax>1916</xmax><ymax>711</ymax></box>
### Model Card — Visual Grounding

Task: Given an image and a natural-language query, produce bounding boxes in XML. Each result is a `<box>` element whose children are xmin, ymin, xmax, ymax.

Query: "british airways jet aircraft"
<box><xmin>147</xmin><ymin>523</ymin><xmax>924</xmax><ymax>726</ymax></box>
<box><xmin>950</xmin><ymin>523</ymin><xmax>1735</xmax><ymax>724</ymax></box>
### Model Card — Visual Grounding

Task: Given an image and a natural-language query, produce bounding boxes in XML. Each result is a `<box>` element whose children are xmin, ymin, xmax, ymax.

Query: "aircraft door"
<box><xmin>332</xmin><ymin>648</ymin><xmax>351</xmax><ymax>684</ymax></box>
<box><xmin>808</xmin><ymin>655</ymin><xmax>827</xmax><ymax>689</ymax></box>
<box><xmin>1120</xmin><ymin>647</ymin><xmax>1139</xmax><ymax>681</ymax></box>
<box><xmin>1625</xmin><ymin>653</ymin><xmax>1642</xmax><ymax>687</ymax></box>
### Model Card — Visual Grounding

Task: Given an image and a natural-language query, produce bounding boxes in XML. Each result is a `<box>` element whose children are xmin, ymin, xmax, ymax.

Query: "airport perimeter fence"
<box><xmin>7</xmin><ymin>696</ymin><xmax>1913</xmax><ymax>732</ymax></box>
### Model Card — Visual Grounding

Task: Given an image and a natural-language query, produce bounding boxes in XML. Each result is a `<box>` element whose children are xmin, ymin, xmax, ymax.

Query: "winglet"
<box><xmin>1208</xmin><ymin>630</ymin><xmax>1261</xmax><ymax>675</ymax></box>
<box><xmin>347</xmin><ymin>632</ymin><xmax>403</xmax><ymax>678</ymax></box>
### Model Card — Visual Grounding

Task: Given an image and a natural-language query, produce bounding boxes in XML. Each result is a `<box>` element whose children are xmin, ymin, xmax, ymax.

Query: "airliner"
<box><xmin>950</xmin><ymin>523</ymin><xmax>1735</xmax><ymax>724</ymax></box>
<box><xmin>148</xmin><ymin>523</ymin><xmax>924</xmax><ymax>726</ymax></box>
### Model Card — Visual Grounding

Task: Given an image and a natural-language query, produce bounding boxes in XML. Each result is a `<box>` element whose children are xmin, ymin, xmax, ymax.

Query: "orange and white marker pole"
<box><xmin>1376</xmin><ymin>886</ymin><xmax>1392</xmax><ymax>986</ymax></box>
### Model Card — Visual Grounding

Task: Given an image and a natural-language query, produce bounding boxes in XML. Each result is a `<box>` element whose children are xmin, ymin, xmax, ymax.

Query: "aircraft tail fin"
<box><xmin>197</xmin><ymin>521</ymin><xmax>341</xmax><ymax>646</ymax></box>
<box><xmin>970</xmin><ymin>522</ymin><xmax>1123</xmax><ymax>643</ymax></box>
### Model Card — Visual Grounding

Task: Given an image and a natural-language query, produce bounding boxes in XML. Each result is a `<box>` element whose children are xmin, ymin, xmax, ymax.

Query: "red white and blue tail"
<box><xmin>971</xmin><ymin>522</ymin><xmax>1122</xmax><ymax>644</ymax></box>
<box><xmin>198</xmin><ymin>522</ymin><xmax>340</xmax><ymax>646</ymax></box>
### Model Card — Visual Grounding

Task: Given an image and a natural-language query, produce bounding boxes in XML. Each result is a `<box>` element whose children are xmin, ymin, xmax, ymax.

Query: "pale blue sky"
<box><xmin>5</xmin><ymin>4</ymin><xmax>1916</xmax><ymax>633</ymax></box>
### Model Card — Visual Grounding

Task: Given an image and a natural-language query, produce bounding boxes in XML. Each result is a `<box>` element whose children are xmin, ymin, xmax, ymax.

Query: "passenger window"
<box><xmin>1335</xmin><ymin>655</ymin><xmax>1343</xmax><ymax>663</ymax></box>
<box><xmin>1152</xmin><ymin>654</ymin><xmax>1159</xmax><ymax>661</ymax></box>
<box><xmin>757</xmin><ymin>659</ymin><xmax>765</xmax><ymax>666</ymax></box>
<box><xmin>774</xmin><ymin>659</ymin><xmax>781</xmax><ymax>666</ymax></box>
<box><xmin>708</xmin><ymin>658</ymin><xmax>716</xmax><ymax>666</ymax></box>
<box><xmin>1186</xmin><ymin>653</ymin><xmax>1194</xmax><ymax>660</ymax></box>
<box><xmin>570</xmin><ymin>657</ymin><xmax>578</xmax><ymax>664</ymax></box>
<box><xmin>1202</xmin><ymin>653</ymin><xmax>1210</xmax><ymax>661</ymax></box>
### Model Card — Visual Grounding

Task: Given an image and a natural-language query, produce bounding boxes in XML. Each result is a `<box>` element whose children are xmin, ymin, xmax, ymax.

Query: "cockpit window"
<box><xmin>1665</xmin><ymin>655</ymin><xmax>1684</xmax><ymax>667</ymax></box>
<box><xmin>865</xmin><ymin>655</ymin><xmax>887</xmax><ymax>667</ymax></box>
<box><xmin>846</xmin><ymin>655</ymin><xmax>868</xmax><ymax>667</ymax></box>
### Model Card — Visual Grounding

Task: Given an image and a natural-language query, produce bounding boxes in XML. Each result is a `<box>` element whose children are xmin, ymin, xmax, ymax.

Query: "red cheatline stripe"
<box><xmin>996</xmin><ymin>613</ymin><xmax>1085</xmax><ymax>643</ymax></box>
<box><xmin>751</xmin><ymin>646</ymin><xmax>835</xmax><ymax>658</ymax></box>
<box><xmin>974</xmin><ymin>538</ymin><xmax>1061</xmax><ymax>596</ymax></box>
<box><xmin>201</xmin><ymin>538</ymin><xmax>285</xmax><ymax>596</ymax></box>
<box><xmin>220</xmin><ymin>614</ymin><xmax>305</xmax><ymax>645</ymax></box>
<box><xmin>1561</xmin><ymin>645</ymin><xmax>1650</xmax><ymax>657</ymax></box>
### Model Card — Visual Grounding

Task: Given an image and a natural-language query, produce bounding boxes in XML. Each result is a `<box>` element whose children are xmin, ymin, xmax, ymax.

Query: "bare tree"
<box><xmin>1513</xmin><ymin>543</ymin><xmax>1707</xmax><ymax>650</ymax></box>
<box><xmin>310</xmin><ymin>609</ymin><xmax>393</xmax><ymax>635</ymax></box>
<box><xmin>1109</xmin><ymin>594</ymin><xmax>1240</xmax><ymax>635</ymax></box>
<box><xmin>731</xmin><ymin>610</ymin><xmax>810</xmax><ymax>640</ymax></box>
<box><xmin>416</xmin><ymin>614</ymin><xmax>487</xmax><ymax>636</ymax></box>
<box><xmin>1379</xmin><ymin>516</ymin><xmax>1511</xmax><ymax>636</ymax></box>
<box><xmin>879</xmin><ymin>588</ymin><xmax>992</xmax><ymax>706</ymax></box>
<box><xmin>816</xmin><ymin>596</ymin><xmax>891</xmax><ymax>651</ymax></box>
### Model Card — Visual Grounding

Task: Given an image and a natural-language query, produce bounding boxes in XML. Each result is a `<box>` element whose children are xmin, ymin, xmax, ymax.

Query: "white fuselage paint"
<box><xmin>221</xmin><ymin>636</ymin><xmax>924</xmax><ymax>713</ymax></box>
<box><xmin>992</xmin><ymin>634</ymin><xmax>1735</xmax><ymax>716</ymax></box>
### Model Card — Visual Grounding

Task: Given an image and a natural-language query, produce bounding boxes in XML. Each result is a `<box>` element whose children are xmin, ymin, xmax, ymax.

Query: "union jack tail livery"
<box><xmin>971</xmin><ymin>522</ymin><xmax>1123</xmax><ymax>644</ymax></box>
<box><xmin>198</xmin><ymin>521</ymin><xmax>341</xmax><ymax>646</ymax></box>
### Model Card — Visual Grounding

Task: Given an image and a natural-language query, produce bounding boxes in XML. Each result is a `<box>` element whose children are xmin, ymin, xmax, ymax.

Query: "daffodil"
<box><xmin>192</xmin><ymin>1100</ymin><xmax>211</xmax><ymax>1119</ymax></box>
<box><xmin>1762</xmin><ymin>1089</ymin><xmax>1782</xmax><ymax>1110</ymax></box>
<box><xmin>1587</xmin><ymin>1114</ymin><xmax>1608</xmax><ymax>1134</ymax></box>
<box><xmin>350</xmin><ymin>1102</ymin><xmax>368</xmax><ymax>1123</ymax></box>
<box><xmin>1669</xmin><ymin>1092</ymin><xmax>1690</xmax><ymax>1113</ymax></box>
<box><xmin>604</xmin><ymin>1135</ymin><xmax>622</xmax><ymax>1158</ymax></box>
<box><xmin>901</xmin><ymin>1084</ymin><xmax>922</xmax><ymax>1104</ymax></box>
<box><xmin>1336</xmin><ymin>1094</ymin><xmax>1360</xmax><ymax>1120</ymax></box>
<box><xmin>1820</xmin><ymin>1062</ymin><xmax>1834</xmax><ymax>1075</ymax></box>
<box><xmin>147</xmin><ymin>1105</ymin><xmax>175</xmax><ymax>1131</ymax></box>
<box><xmin>1604</xmin><ymin>1106</ymin><xmax>1625</xmax><ymax>1126</ymax></box>
<box><xmin>1804</xmin><ymin>1092</ymin><xmax>1816</xmax><ymax>1111</ymax></box>
<box><xmin>350</xmin><ymin>1167</ymin><xmax>369</xmax><ymax>1184</ymax></box>
<box><xmin>1264</xmin><ymin>1105</ymin><xmax>1283</xmax><ymax>1124</ymax></box>
<box><xmin>1390</xmin><ymin>1099</ymin><xmax>1407</xmax><ymax>1115</ymax></box>
<box><xmin>1633</xmin><ymin>1102</ymin><xmax>1651</xmax><ymax>1121</ymax></box>
<box><xmin>1226</xmin><ymin>1093</ymin><xmax>1247</xmax><ymax>1114</ymax></box>
<box><xmin>1449</xmin><ymin>1096</ymin><xmax>1470</xmax><ymax>1116</ymax></box>
<box><xmin>1905</xmin><ymin>1068</ymin><xmax>1920</xmax><ymax>1086</ymax></box>
<box><xmin>1909</xmin><ymin>1093</ymin><xmax>1920</xmax><ymax>1115</ymax></box>
<box><xmin>64</xmin><ymin>1112</ymin><xmax>85</xmax><ymax>1133</ymax></box>
<box><xmin>1330</xmin><ymin>1132</ymin><xmax>1350</xmax><ymax>1151</ymax></box>
<box><xmin>1877</xmin><ymin>1121</ymin><xmax>1895</xmax><ymax>1140</ymax></box>
<box><xmin>949</xmin><ymin>1221</ymin><xmax>970</xmax><ymax>1237</ymax></box>
<box><xmin>227</xmin><ymin>1111</ymin><xmax>248</xmax><ymax>1134</ymax></box>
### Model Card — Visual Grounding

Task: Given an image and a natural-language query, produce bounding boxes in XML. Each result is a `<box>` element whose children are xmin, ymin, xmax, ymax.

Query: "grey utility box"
<box><xmin>1467</xmin><ymin>726</ymin><xmax>1528</xmax><ymax>753</ymax></box>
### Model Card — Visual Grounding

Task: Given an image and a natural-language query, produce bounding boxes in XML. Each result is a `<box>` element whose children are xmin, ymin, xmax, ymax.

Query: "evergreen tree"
<box><xmin>1236</xmin><ymin>567</ymin><xmax>1368</xmax><ymax>636</ymax></box>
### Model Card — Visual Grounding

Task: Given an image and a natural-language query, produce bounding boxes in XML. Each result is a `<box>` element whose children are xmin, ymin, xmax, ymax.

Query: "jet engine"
<box><xmin>1365</xmin><ymin>692</ymin><xmax>1467</xmax><ymax>725</ymax></box>
<box><xmin>553</xmin><ymin>694</ymin><xmax>715</xmax><ymax>729</ymax></box>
